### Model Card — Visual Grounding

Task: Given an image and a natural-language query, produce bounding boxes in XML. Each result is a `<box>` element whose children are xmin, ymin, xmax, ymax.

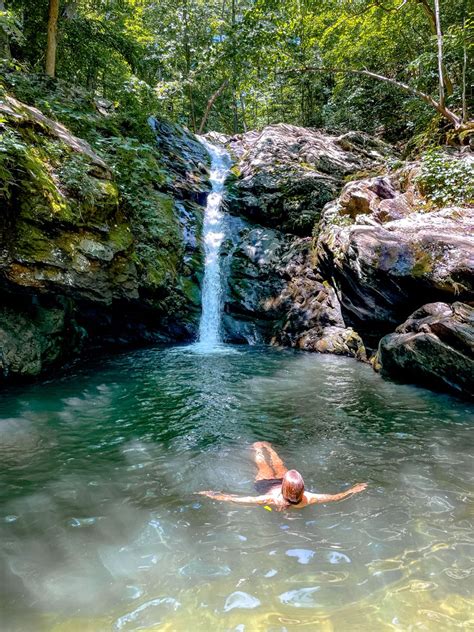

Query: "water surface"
<box><xmin>0</xmin><ymin>346</ymin><xmax>473</xmax><ymax>631</ymax></box>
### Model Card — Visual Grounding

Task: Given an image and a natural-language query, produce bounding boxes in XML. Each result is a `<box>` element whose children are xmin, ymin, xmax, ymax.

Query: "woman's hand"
<box><xmin>349</xmin><ymin>483</ymin><xmax>368</xmax><ymax>494</ymax></box>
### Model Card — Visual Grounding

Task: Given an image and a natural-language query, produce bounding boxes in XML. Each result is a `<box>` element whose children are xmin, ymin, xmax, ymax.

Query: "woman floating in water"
<box><xmin>198</xmin><ymin>441</ymin><xmax>367</xmax><ymax>510</ymax></box>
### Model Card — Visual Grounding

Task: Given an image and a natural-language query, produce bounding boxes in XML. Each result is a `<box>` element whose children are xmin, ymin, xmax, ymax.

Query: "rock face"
<box><xmin>0</xmin><ymin>96</ymin><xmax>209</xmax><ymax>378</ymax></box>
<box><xmin>377</xmin><ymin>302</ymin><xmax>474</xmax><ymax>399</ymax></box>
<box><xmin>215</xmin><ymin>124</ymin><xmax>390</xmax><ymax>355</ymax></box>
<box><xmin>222</xmin><ymin>125</ymin><xmax>392</xmax><ymax>235</ymax></box>
<box><xmin>219</xmin><ymin>128</ymin><xmax>473</xmax><ymax>398</ymax></box>
<box><xmin>316</xmin><ymin>172</ymin><xmax>474</xmax><ymax>348</ymax></box>
<box><xmin>0</xmin><ymin>297</ymin><xmax>83</xmax><ymax>377</ymax></box>
<box><xmin>221</xmin><ymin>219</ymin><xmax>288</xmax><ymax>343</ymax></box>
<box><xmin>220</xmin><ymin>220</ymin><xmax>365</xmax><ymax>358</ymax></box>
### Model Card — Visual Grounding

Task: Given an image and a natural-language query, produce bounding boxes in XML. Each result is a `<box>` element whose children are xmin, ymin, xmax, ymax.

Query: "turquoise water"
<box><xmin>0</xmin><ymin>345</ymin><xmax>473</xmax><ymax>631</ymax></box>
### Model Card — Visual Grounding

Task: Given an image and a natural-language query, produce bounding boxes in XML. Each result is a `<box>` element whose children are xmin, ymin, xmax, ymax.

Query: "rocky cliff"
<box><xmin>1</xmin><ymin>93</ymin><xmax>472</xmax><ymax>400</ymax></box>
<box><xmin>0</xmin><ymin>95</ymin><xmax>209</xmax><ymax>378</ymax></box>
<box><xmin>217</xmin><ymin>126</ymin><xmax>473</xmax><ymax>399</ymax></box>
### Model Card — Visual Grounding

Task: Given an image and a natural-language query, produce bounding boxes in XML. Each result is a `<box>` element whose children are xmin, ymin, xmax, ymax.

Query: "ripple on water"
<box><xmin>285</xmin><ymin>549</ymin><xmax>315</xmax><ymax>565</ymax></box>
<box><xmin>0</xmin><ymin>347</ymin><xmax>472</xmax><ymax>631</ymax></box>
<box><xmin>279</xmin><ymin>586</ymin><xmax>321</xmax><ymax>608</ymax></box>
<box><xmin>223</xmin><ymin>591</ymin><xmax>261</xmax><ymax>612</ymax></box>
<box><xmin>114</xmin><ymin>597</ymin><xmax>181</xmax><ymax>630</ymax></box>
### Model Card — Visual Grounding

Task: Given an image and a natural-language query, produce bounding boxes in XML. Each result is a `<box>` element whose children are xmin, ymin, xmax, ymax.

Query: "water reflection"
<box><xmin>0</xmin><ymin>346</ymin><xmax>473</xmax><ymax>630</ymax></box>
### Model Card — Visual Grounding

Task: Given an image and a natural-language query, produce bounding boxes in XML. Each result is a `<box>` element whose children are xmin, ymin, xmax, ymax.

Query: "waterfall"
<box><xmin>196</xmin><ymin>137</ymin><xmax>232</xmax><ymax>350</ymax></box>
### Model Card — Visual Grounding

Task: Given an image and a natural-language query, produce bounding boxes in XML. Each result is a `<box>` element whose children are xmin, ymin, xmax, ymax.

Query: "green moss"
<box><xmin>14</xmin><ymin>221</ymin><xmax>56</xmax><ymax>261</ymax></box>
<box><xmin>181</xmin><ymin>277</ymin><xmax>201</xmax><ymax>307</ymax></box>
<box><xmin>109</xmin><ymin>223</ymin><xmax>133</xmax><ymax>251</ymax></box>
<box><xmin>411</xmin><ymin>251</ymin><xmax>433</xmax><ymax>277</ymax></box>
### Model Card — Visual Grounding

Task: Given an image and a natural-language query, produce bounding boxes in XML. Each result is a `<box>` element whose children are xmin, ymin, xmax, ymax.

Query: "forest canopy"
<box><xmin>0</xmin><ymin>0</ymin><xmax>472</xmax><ymax>142</ymax></box>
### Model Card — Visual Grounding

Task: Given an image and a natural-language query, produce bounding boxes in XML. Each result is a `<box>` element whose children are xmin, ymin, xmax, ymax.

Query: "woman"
<box><xmin>198</xmin><ymin>441</ymin><xmax>367</xmax><ymax>510</ymax></box>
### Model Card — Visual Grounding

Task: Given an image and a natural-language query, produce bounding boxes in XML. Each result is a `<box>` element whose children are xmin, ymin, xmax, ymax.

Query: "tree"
<box><xmin>45</xmin><ymin>0</ymin><xmax>59</xmax><ymax>77</ymax></box>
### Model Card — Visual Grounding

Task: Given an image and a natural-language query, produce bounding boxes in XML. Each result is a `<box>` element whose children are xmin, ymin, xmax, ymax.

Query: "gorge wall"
<box><xmin>0</xmin><ymin>96</ymin><xmax>210</xmax><ymax>377</ymax></box>
<box><xmin>213</xmin><ymin>125</ymin><xmax>473</xmax><ymax>399</ymax></box>
<box><xmin>1</xmin><ymin>94</ymin><xmax>472</xmax><ymax>399</ymax></box>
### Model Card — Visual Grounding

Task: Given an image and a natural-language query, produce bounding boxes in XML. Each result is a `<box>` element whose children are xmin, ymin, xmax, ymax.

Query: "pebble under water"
<box><xmin>0</xmin><ymin>345</ymin><xmax>473</xmax><ymax>631</ymax></box>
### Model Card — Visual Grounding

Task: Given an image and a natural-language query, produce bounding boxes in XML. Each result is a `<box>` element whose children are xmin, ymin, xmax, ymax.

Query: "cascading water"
<box><xmin>195</xmin><ymin>138</ymin><xmax>232</xmax><ymax>350</ymax></box>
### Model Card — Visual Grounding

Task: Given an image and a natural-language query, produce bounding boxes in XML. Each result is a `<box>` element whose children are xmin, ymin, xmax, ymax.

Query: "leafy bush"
<box><xmin>416</xmin><ymin>150</ymin><xmax>474</xmax><ymax>206</ymax></box>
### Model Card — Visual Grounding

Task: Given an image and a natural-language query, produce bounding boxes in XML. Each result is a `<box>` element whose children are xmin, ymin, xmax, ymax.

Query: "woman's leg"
<box><xmin>252</xmin><ymin>442</ymin><xmax>288</xmax><ymax>480</ymax></box>
<box><xmin>262</xmin><ymin>442</ymin><xmax>288</xmax><ymax>478</ymax></box>
<box><xmin>252</xmin><ymin>442</ymin><xmax>276</xmax><ymax>481</ymax></box>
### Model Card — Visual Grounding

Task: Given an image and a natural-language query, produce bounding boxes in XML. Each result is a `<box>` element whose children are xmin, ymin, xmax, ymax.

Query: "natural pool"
<box><xmin>0</xmin><ymin>345</ymin><xmax>473</xmax><ymax>631</ymax></box>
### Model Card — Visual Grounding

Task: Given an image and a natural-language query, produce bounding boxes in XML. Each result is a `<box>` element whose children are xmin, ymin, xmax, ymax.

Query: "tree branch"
<box><xmin>282</xmin><ymin>66</ymin><xmax>462</xmax><ymax>128</ymax></box>
<box><xmin>198</xmin><ymin>79</ymin><xmax>229</xmax><ymax>134</ymax></box>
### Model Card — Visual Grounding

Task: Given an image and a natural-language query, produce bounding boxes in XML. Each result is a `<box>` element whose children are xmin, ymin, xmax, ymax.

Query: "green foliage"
<box><xmin>0</xmin><ymin>126</ymin><xmax>26</xmax><ymax>199</ymax></box>
<box><xmin>58</xmin><ymin>153</ymin><xmax>102</xmax><ymax>206</ymax></box>
<box><xmin>0</xmin><ymin>124</ymin><xmax>63</xmax><ymax>209</ymax></box>
<box><xmin>2</xmin><ymin>0</ymin><xmax>472</xmax><ymax>141</ymax></box>
<box><xmin>416</xmin><ymin>150</ymin><xmax>474</xmax><ymax>206</ymax></box>
<box><xmin>98</xmin><ymin>136</ymin><xmax>167</xmax><ymax>218</ymax></box>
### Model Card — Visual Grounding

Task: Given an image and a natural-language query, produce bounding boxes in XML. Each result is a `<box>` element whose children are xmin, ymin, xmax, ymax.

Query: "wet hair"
<box><xmin>281</xmin><ymin>469</ymin><xmax>304</xmax><ymax>504</ymax></box>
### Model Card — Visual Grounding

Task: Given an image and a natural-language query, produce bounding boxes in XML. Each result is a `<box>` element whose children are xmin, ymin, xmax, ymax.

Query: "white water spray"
<box><xmin>196</xmin><ymin>138</ymin><xmax>232</xmax><ymax>350</ymax></box>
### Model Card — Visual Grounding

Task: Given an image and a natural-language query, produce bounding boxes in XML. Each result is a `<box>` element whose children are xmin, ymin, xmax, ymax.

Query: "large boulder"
<box><xmin>0</xmin><ymin>96</ymin><xmax>209</xmax><ymax>377</ymax></box>
<box><xmin>221</xmin><ymin>220</ymin><xmax>289</xmax><ymax>343</ymax></box>
<box><xmin>220</xmin><ymin>125</ymin><xmax>392</xmax><ymax>235</ymax></box>
<box><xmin>316</xmin><ymin>169</ymin><xmax>474</xmax><ymax>348</ymax></box>
<box><xmin>377</xmin><ymin>302</ymin><xmax>474</xmax><ymax>400</ymax></box>
<box><xmin>221</xmin><ymin>220</ymin><xmax>365</xmax><ymax>358</ymax></box>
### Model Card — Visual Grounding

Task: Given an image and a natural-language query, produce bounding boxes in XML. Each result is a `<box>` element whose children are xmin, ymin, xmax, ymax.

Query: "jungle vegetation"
<box><xmin>0</xmin><ymin>0</ymin><xmax>472</xmax><ymax>145</ymax></box>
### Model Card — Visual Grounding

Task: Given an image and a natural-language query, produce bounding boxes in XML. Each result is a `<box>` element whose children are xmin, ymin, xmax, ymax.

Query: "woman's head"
<box><xmin>281</xmin><ymin>469</ymin><xmax>304</xmax><ymax>504</ymax></box>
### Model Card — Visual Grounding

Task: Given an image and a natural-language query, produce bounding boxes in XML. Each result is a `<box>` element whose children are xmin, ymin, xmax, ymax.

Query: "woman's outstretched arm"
<box><xmin>306</xmin><ymin>482</ymin><xmax>368</xmax><ymax>505</ymax></box>
<box><xmin>197</xmin><ymin>491</ymin><xmax>269</xmax><ymax>505</ymax></box>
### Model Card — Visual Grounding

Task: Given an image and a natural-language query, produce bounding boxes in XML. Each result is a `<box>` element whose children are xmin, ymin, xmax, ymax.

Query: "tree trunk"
<box><xmin>461</xmin><ymin>18</ymin><xmax>468</xmax><ymax>123</ymax></box>
<box><xmin>182</xmin><ymin>0</ymin><xmax>196</xmax><ymax>131</ymax></box>
<box><xmin>0</xmin><ymin>0</ymin><xmax>11</xmax><ymax>59</ymax></box>
<box><xmin>433</xmin><ymin>0</ymin><xmax>445</xmax><ymax>109</ymax></box>
<box><xmin>414</xmin><ymin>0</ymin><xmax>453</xmax><ymax>95</ymax></box>
<box><xmin>198</xmin><ymin>79</ymin><xmax>229</xmax><ymax>134</ymax></box>
<box><xmin>240</xmin><ymin>93</ymin><xmax>248</xmax><ymax>132</ymax></box>
<box><xmin>45</xmin><ymin>0</ymin><xmax>59</xmax><ymax>78</ymax></box>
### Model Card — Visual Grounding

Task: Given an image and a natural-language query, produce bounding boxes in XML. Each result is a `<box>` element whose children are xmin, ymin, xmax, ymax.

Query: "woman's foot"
<box><xmin>252</xmin><ymin>441</ymin><xmax>272</xmax><ymax>449</ymax></box>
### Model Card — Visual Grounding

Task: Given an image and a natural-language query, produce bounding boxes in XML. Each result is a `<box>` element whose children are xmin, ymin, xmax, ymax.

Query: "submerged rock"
<box><xmin>377</xmin><ymin>302</ymin><xmax>474</xmax><ymax>399</ymax></box>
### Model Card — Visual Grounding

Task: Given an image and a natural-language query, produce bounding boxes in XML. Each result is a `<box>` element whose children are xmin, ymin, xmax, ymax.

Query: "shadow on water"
<box><xmin>0</xmin><ymin>345</ymin><xmax>473</xmax><ymax>630</ymax></box>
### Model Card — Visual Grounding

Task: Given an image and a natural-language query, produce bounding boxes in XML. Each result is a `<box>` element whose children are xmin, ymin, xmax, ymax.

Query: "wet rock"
<box><xmin>0</xmin><ymin>97</ymin><xmax>209</xmax><ymax>378</ymax></box>
<box><xmin>271</xmin><ymin>240</ymin><xmax>366</xmax><ymax>359</ymax></box>
<box><xmin>222</xmin><ymin>223</ymin><xmax>365</xmax><ymax>358</ymax></box>
<box><xmin>220</xmin><ymin>124</ymin><xmax>392</xmax><ymax>235</ymax></box>
<box><xmin>221</xmin><ymin>220</ymin><xmax>288</xmax><ymax>343</ymax></box>
<box><xmin>377</xmin><ymin>302</ymin><xmax>474</xmax><ymax>400</ymax></box>
<box><xmin>0</xmin><ymin>297</ymin><xmax>83</xmax><ymax>377</ymax></box>
<box><xmin>317</xmin><ymin>170</ymin><xmax>474</xmax><ymax>347</ymax></box>
<box><xmin>295</xmin><ymin>325</ymin><xmax>366</xmax><ymax>359</ymax></box>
